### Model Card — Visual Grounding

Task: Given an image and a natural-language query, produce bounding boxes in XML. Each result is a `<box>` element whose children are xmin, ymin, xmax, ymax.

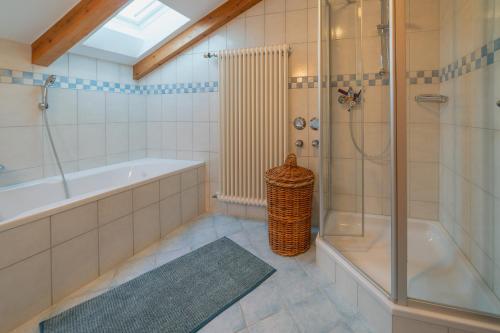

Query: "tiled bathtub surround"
<box><xmin>0</xmin><ymin>164</ymin><xmax>205</xmax><ymax>333</ymax></box>
<box><xmin>0</xmin><ymin>0</ymin><xmax>322</xmax><ymax>226</ymax></box>
<box><xmin>0</xmin><ymin>40</ymin><xmax>148</xmax><ymax>188</ymax></box>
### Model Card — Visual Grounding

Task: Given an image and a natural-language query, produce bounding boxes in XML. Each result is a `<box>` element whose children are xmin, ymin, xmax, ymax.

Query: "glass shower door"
<box><xmin>320</xmin><ymin>0</ymin><xmax>393</xmax><ymax>295</ymax></box>
<box><xmin>405</xmin><ymin>0</ymin><xmax>500</xmax><ymax>318</ymax></box>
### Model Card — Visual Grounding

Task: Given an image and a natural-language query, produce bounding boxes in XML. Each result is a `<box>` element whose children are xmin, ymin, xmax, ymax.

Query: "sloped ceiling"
<box><xmin>0</xmin><ymin>0</ymin><xmax>227</xmax><ymax>65</ymax></box>
<box><xmin>72</xmin><ymin>0</ymin><xmax>227</xmax><ymax>64</ymax></box>
<box><xmin>0</xmin><ymin>0</ymin><xmax>80</xmax><ymax>43</ymax></box>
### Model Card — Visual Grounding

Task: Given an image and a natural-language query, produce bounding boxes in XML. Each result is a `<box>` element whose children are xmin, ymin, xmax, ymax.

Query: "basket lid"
<box><xmin>265</xmin><ymin>154</ymin><xmax>314</xmax><ymax>185</ymax></box>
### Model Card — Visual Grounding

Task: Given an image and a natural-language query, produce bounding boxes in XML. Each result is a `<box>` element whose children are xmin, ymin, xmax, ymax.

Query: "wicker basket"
<box><xmin>265</xmin><ymin>153</ymin><xmax>314</xmax><ymax>256</ymax></box>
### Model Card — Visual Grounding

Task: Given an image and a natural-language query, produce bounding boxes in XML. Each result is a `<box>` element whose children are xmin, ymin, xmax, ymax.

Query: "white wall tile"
<box><xmin>227</xmin><ymin>18</ymin><xmax>246</xmax><ymax>49</ymax></box>
<box><xmin>119</xmin><ymin>65</ymin><xmax>134</xmax><ymax>84</ymax></box>
<box><xmin>192</xmin><ymin>56</ymin><xmax>209</xmax><ymax>83</ymax></box>
<box><xmin>68</xmin><ymin>54</ymin><xmax>97</xmax><ymax>80</ymax></box>
<box><xmin>162</xmin><ymin>94</ymin><xmax>177</xmax><ymax>121</ymax></box>
<box><xmin>0</xmin><ymin>251</ymin><xmax>51</xmax><ymax>333</ymax></box>
<box><xmin>0</xmin><ymin>218</ymin><xmax>50</xmax><ymax>270</ymax></box>
<box><xmin>106</xmin><ymin>93</ymin><xmax>129</xmax><ymax>123</ymax></box>
<box><xmin>129</xmin><ymin>122</ymin><xmax>146</xmax><ymax>151</ymax></box>
<box><xmin>106</xmin><ymin>123</ymin><xmax>129</xmax><ymax>155</ymax></box>
<box><xmin>147</xmin><ymin>122</ymin><xmax>162</xmax><ymax>150</ymax></box>
<box><xmin>97</xmin><ymin>60</ymin><xmax>120</xmax><ymax>82</ymax></box>
<box><xmin>98</xmin><ymin>190</ymin><xmax>133</xmax><ymax>225</ymax></box>
<box><xmin>133</xmin><ymin>181</ymin><xmax>159</xmax><ymax>210</ymax></box>
<box><xmin>0</xmin><ymin>126</ymin><xmax>43</xmax><ymax>170</ymax></box>
<box><xmin>43</xmin><ymin>125</ymin><xmax>78</xmax><ymax>164</ymax></box>
<box><xmin>208</xmin><ymin>26</ymin><xmax>227</xmax><ymax>52</ymax></box>
<box><xmin>286</xmin><ymin>9</ymin><xmax>308</xmax><ymax>44</ymax></box>
<box><xmin>47</xmin><ymin>88</ymin><xmax>78</xmax><ymax>125</ymax></box>
<box><xmin>78</xmin><ymin>124</ymin><xmax>106</xmax><ymax>159</ymax></box>
<box><xmin>266</xmin><ymin>0</ymin><xmax>285</xmax><ymax>14</ymax></box>
<box><xmin>181</xmin><ymin>169</ymin><xmax>199</xmax><ymax>190</ymax></box>
<box><xmin>129</xmin><ymin>94</ymin><xmax>147</xmax><ymax>122</ymax></box>
<box><xmin>162</xmin><ymin>122</ymin><xmax>177</xmax><ymax>151</ymax></box>
<box><xmin>160</xmin><ymin>174</ymin><xmax>181</xmax><ymax>199</ymax></box>
<box><xmin>146</xmin><ymin>95</ymin><xmax>162</xmax><ymax>122</ymax></box>
<box><xmin>177</xmin><ymin>122</ymin><xmax>193</xmax><ymax>151</ymax></box>
<box><xmin>193</xmin><ymin>92</ymin><xmax>210</xmax><ymax>122</ymax></box>
<box><xmin>177</xmin><ymin>93</ymin><xmax>193</xmax><ymax>122</ymax></box>
<box><xmin>77</xmin><ymin>90</ymin><xmax>105</xmax><ymax>123</ymax></box>
<box><xmin>133</xmin><ymin>203</ymin><xmax>160</xmax><ymax>252</ymax></box>
<box><xmin>51</xmin><ymin>202</ymin><xmax>98</xmax><ymax>246</ymax></box>
<box><xmin>99</xmin><ymin>214</ymin><xmax>133</xmax><ymax>273</ymax></box>
<box><xmin>51</xmin><ymin>230</ymin><xmax>99</xmax><ymax>302</ymax></box>
<box><xmin>182</xmin><ymin>186</ymin><xmax>199</xmax><ymax>223</ymax></box>
<box><xmin>160</xmin><ymin>193</ymin><xmax>182</xmax><ymax>237</ymax></box>
<box><xmin>265</xmin><ymin>13</ymin><xmax>285</xmax><ymax>45</ymax></box>
<box><xmin>246</xmin><ymin>15</ymin><xmax>265</xmax><ymax>47</ymax></box>
<box><xmin>161</xmin><ymin>60</ymin><xmax>177</xmax><ymax>84</ymax></box>
<box><xmin>0</xmin><ymin>84</ymin><xmax>40</xmax><ymax>127</ymax></box>
<box><xmin>286</xmin><ymin>0</ymin><xmax>308</xmax><ymax>11</ymax></box>
<box><xmin>193</xmin><ymin>122</ymin><xmax>210</xmax><ymax>152</ymax></box>
<box><xmin>177</xmin><ymin>54</ymin><xmax>193</xmax><ymax>83</ymax></box>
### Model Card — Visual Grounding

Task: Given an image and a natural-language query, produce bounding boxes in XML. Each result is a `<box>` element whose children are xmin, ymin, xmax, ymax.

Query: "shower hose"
<box><xmin>43</xmin><ymin>110</ymin><xmax>70</xmax><ymax>199</ymax></box>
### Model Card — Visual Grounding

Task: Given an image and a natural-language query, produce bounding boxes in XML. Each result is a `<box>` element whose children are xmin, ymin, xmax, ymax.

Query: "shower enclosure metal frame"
<box><xmin>318</xmin><ymin>0</ymin><xmax>500</xmax><ymax>324</ymax></box>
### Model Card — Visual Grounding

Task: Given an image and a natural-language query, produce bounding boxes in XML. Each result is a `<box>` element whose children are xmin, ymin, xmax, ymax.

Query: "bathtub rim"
<box><xmin>0</xmin><ymin>158</ymin><xmax>205</xmax><ymax>234</ymax></box>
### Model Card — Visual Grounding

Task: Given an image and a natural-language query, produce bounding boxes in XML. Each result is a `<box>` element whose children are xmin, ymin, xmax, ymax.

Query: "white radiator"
<box><xmin>218</xmin><ymin>45</ymin><xmax>289</xmax><ymax>206</ymax></box>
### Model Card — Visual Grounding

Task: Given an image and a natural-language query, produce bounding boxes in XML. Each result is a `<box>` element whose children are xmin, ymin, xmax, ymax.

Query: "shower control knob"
<box><xmin>295</xmin><ymin>140</ymin><xmax>304</xmax><ymax>148</ymax></box>
<box><xmin>312</xmin><ymin>140</ymin><xmax>320</xmax><ymax>148</ymax></box>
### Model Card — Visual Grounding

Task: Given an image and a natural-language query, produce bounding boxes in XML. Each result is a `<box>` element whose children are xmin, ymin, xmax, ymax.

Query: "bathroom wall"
<box><xmin>329</xmin><ymin>0</ymin><xmax>393</xmax><ymax>217</ymax></box>
<box><xmin>327</xmin><ymin>0</ymin><xmax>442</xmax><ymax>221</ymax></box>
<box><xmin>140</xmin><ymin>0</ymin><xmax>320</xmax><ymax>222</ymax></box>
<box><xmin>438</xmin><ymin>0</ymin><xmax>500</xmax><ymax>298</ymax></box>
<box><xmin>0</xmin><ymin>39</ymin><xmax>147</xmax><ymax>187</ymax></box>
<box><xmin>406</xmin><ymin>0</ymin><xmax>441</xmax><ymax>221</ymax></box>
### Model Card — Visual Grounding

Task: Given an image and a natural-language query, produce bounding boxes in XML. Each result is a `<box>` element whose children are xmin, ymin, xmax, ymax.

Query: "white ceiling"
<box><xmin>0</xmin><ymin>0</ymin><xmax>80</xmax><ymax>43</ymax></box>
<box><xmin>0</xmin><ymin>0</ymin><xmax>227</xmax><ymax>64</ymax></box>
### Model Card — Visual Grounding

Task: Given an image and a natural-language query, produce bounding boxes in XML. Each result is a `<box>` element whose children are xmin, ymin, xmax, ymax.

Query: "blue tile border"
<box><xmin>1</xmin><ymin>37</ymin><xmax>497</xmax><ymax>94</ymax></box>
<box><xmin>440</xmin><ymin>37</ymin><xmax>499</xmax><ymax>82</ymax></box>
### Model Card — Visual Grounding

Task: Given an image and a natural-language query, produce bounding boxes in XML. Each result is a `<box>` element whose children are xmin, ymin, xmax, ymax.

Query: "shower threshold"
<box><xmin>323</xmin><ymin>211</ymin><xmax>500</xmax><ymax>317</ymax></box>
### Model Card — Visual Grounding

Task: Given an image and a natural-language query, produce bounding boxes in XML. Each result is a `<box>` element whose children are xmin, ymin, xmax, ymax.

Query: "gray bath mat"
<box><xmin>40</xmin><ymin>237</ymin><xmax>275</xmax><ymax>333</ymax></box>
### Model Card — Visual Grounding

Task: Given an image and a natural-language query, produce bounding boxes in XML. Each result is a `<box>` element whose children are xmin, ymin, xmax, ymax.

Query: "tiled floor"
<box><xmin>11</xmin><ymin>214</ymin><xmax>372</xmax><ymax>333</ymax></box>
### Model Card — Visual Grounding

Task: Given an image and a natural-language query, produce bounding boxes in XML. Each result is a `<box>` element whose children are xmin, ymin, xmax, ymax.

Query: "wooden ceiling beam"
<box><xmin>133</xmin><ymin>0</ymin><xmax>262</xmax><ymax>80</ymax></box>
<box><xmin>31</xmin><ymin>0</ymin><xmax>128</xmax><ymax>67</ymax></box>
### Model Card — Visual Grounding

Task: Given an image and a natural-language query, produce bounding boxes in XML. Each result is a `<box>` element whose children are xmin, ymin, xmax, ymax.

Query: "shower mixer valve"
<box><xmin>338</xmin><ymin>87</ymin><xmax>362</xmax><ymax>111</ymax></box>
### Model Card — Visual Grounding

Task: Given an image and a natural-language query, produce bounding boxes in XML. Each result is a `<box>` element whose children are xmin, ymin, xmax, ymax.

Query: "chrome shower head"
<box><xmin>44</xmin><ymin>75</ymin><xmax>56</xmax><ymax>87</ymax></box>
<box><xmin>39</xmin><ymin>75</ymin><xmax>56</xmax><ymax>111</ymax></box>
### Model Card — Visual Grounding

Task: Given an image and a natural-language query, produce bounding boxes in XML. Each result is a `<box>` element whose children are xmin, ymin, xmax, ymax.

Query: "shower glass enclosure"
<box><xmin>319</xmin><ymin>0</ymin><xmax>500</xmax><ymax>319</ymax></box>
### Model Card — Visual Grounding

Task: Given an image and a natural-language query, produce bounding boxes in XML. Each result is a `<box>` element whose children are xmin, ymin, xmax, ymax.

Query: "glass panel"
<box><xmin>406</xmin><ymin>0</ymin><xmax>500</xmax><ymax>317</ymax></box>
<box><xmin>321</xmin><ymin>0</ymin><xmax>393</xmax><ymax>294</ymax></box>
<box><xmin>320</xmin><ymin>0</ymin><xmax>332</xmax><ymax>231</ymax></box>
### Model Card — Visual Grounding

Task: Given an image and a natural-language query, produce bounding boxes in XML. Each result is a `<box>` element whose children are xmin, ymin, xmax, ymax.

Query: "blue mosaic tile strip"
<box><xmin>1</xmin><ymin>37</ymin><xmax>497</xmax><ymax>93</ymax></box>
<box><xmin>440</xmin><ymin>37</ymin><xmax>499</xmax><ymax>82</ymax></box>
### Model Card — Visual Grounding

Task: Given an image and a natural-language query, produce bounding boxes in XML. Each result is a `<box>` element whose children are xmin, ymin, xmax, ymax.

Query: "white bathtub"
<box><xmin>0</xmin><ymin>158</ymin><xmax>203</xmax><ymax>231</ymax></box>
<box><xmin>0</xmin><ymin>158</ymin><xmax>206</xmax><ymax>333</ymax></box>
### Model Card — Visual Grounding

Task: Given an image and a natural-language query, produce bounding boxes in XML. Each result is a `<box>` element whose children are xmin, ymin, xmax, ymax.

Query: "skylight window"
<box><xmin>83</xmin><ymin>0</ymin><xmax>190</xmax><ymax>58</ymax></box>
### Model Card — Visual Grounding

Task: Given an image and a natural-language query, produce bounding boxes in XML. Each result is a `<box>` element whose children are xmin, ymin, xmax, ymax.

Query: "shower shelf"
<box><xmin>415</xmin><ymin>94</ymin><xmax>448</xmax><ymax>103</ymax></box>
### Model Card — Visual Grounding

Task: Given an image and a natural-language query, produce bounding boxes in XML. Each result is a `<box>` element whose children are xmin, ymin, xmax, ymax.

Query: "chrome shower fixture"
<box><xmin>39</xmin><ymin>75</ymin><xmax>56</xmax><ymax>111</ymax></box>
<box><xmin>337</xmin><ymin>87</ymin><xmax>362</xmax><ymax>111</ymax></box>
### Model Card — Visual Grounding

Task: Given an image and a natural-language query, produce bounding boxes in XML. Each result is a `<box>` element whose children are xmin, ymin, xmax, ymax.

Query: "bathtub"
<box><xmin>0</xmin><ymin>158</ymin><xmax>206</xmax><ymax>333</ymax></box>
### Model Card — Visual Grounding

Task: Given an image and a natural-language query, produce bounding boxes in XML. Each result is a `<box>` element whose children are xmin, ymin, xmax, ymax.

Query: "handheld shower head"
<box><xmin>44</xmin><ymin>75</ymin><xmax>56</xmax><ymax>87</ymax></box>
<box><xmin>39</xmin><ymin>75</ymin><xmax>56</xmax><ymax>110</ymax></box>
